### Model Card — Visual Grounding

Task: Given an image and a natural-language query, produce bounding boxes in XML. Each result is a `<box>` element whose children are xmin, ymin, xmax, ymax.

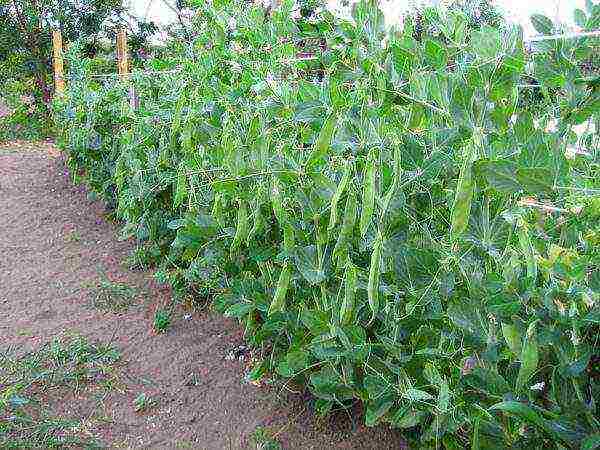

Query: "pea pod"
<box><xmin>248</xmin><ymin>114</ymin><xmax>261</xmax><ymax>142</ymax></box>
<box><xmin>328</xmin><ymin>160</ymin><xmax>352</xmax><ymax>233</ymax></box>
<box><xmin>367</xmin><ymin>231</ymin><xmax>383</xmax><ymax>323</ymax></box>
<box><xmin>283</xmin><ymin>224</ymin><xmax>295</xmax><ymax>254</ymax></box>
<box><xmin>516</xmin><ymin>323</ymin><xmax>539</xmax><ymax>392</ymax></box>
<box><xmin>272</xmin><ymin>181</ymin><xmax>295</xmax><ymax>254</ymax></box>
<box><xmin>518</xmin><ymin>223</ymin><xmax>537</xmax><ymax>281</ymax></box>
<box><xmin>501</xmin><ymin>322</ymin><xmax>522</xmax><ymax>357</ymax></box>
<box><xmin>339</xmin><ymin>262</ymin><xmax>357</xmax><ymax>325</ymax></box>
<box><xmin>212</xmin><ymin>192</ymin><xmax>225</xmax><ymax>227</ymax></box>
<box><xmin>380</xmin><ymin>144</ymin><xmax>402</xmax><ymax>218</ymax></box>
<box><xmin>306</xmin><ymin>111</ymin><xmax>338</xmax><ymax>169</ymax></box>
<box><xmin>170</xmin><ymin>93</ymin><xmax>186</xmax><ymax>139</ymax></box>
<box><xmin>359</xmin><ymin>149</ymin><xmax>377</xmax><ymax>238</ymax></box>
<box><xmin>271</xmin><ymin>181</ymin><xmax>288</xmax><ymax>224</ymax></box>
<box><xmin>173</xmin><ymin>162</ymin><xmax>187</xmax><ymax>208</ymax></box>
<box><xmin>247</xmin><ymin>201</ymin><xmax>265</xmax><ymax>246</ymax></box>
<box><xmin>182</xmin><ymin>117</ymin><xmax>194</xmax><ymax>152</ymax></box>
<box><xmin>268</xmin><ymin>263</ymin><xmax>292</xmax><ymax>316</ymax></box>
<box><xmin>230</xmin><ymin>200</ymin><xmax>248</xmax><ymax>257</ymax></box>
<box><xmin>333</xmin><ymin>188</ymin><xmax>357</xmax><ymax>267</ymax></box>
<box><xmin>450</xmin><ymin>139</ymin><xmax>476</xmax><ymax>240</ymax></box>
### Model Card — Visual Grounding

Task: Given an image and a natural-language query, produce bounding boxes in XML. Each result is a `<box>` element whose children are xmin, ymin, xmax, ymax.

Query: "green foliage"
<box><xmin>153</xmin><ymin>309</ymin><xmax>171</xmax><ymax>333</ymax></box>
<box><xmin>56</xmin><ymin>1</ymin><xmax>599</xmax><ymax>448</ymax></box>
<box><xmin>0</xmin><ymin>335</ymin><xmax>120</xmax><ymax>448</ymax></box>
<box><xmin>0</xmin><ymin>0</ymin><xmax>157</xmax><ymax>138</ymax></box>
<box><xmin>251</xmin><ymin>426</ymin><xmax>282</xmax><ymax>450</ymax></box>
<box><xmin>85</xmin><ymin>275</ymin><xmax>141</xmax><ymax>312</ymax></box>
<box><xmin>133</xmin><ymin>393</ymin><xmax>157</xmax><ymax>412</ymax></box>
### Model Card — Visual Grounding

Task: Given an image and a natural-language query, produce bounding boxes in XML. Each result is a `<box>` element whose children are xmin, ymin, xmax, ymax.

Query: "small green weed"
<box><xmin>65</xmin><ymin>230</ymin><xmax>82</xmax><ymax>242</ymax></box>
<box><xmin>125</xmin><ymin>243</ymin><xmax>163</xmax><ymax>270</ymax></box>
<box><xmin>85</xmin><ymin>275</ymin><xmax>140</xmax><ymax>313</ymax></box>
<box><xmin>153</xmin><ymin>308</ymin><xmax>171</xmax><ymax>333</ymax></box>
<box><xmin>0</xmin><ymin>335</ymin><xmax>120</xmax><ymax>448</ymax></box>
<box><xmin>174</xmin><ymin>441</ymin><xmax>197</xmax><ymax>449</ymax></box>
<box><xmin>251</xmin><ymin>427</ymin><xmax>282</xmax><ymax>450</ymax></box>
<box><xmin>133</xmin><ymin>393</ymin><xmax>156</xmax><ymax>413</ymax></box>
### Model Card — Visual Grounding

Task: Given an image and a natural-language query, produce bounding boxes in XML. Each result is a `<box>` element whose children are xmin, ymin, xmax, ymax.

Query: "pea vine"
<box><xmin>55</xmin><ymin>1</ymin><xmax>599</xmax><ymax>448</ymax></box>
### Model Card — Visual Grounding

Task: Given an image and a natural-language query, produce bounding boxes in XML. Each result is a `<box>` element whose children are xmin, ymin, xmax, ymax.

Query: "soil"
<box><xmin>0</xmin><ymin>98</ymin><xmax>10</xmax><ymax>118</ymax></box>
<box><xmin>0</xmin><ymin>142</ymin><xmax>407</xmax><ymax>449</ymax></box>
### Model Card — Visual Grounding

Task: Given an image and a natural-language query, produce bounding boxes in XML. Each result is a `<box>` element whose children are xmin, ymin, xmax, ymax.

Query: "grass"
<box><xmin>152</xmin><ymin>308</ymin><xmax>171</xmax><ymax>333</ymax></box>
<box><xmin>133</xmin><ymin>393</ymin><xmax>157</xmax><ymax>413</ymax></box>
<box><xmin>85</xmin><ymin>275</ymin><xmax>141</xmax><ymax>313</ymax></box>
<box><xmin>251</xmin><ymin>427</ymin><xmax>282</xmax><ymax>450</ymax></box>
<box><xmin>65</xmin><ymin>230</ymin><xmax>82</xmax><ymax>243</ymax></box>
<box><xmin>0</xmin><ymin>334</ymin><xmax>120</xmax><ymax>449</ymax></box>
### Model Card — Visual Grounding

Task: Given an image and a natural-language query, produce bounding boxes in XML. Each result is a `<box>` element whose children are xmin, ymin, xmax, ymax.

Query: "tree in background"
<box><xmin>0</xmin><ymin>0</ymin><xmax>157</xmax><ymax>138</ymax></box>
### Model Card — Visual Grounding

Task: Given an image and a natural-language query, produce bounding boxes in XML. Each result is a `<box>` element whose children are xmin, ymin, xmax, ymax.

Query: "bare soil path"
<box><xmin>0</xmin><ymin>143</ymin><xmax>405</xmax><ymax>449</ymax></box>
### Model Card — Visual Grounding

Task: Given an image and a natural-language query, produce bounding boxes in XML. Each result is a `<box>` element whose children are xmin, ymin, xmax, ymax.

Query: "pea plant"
<box><xmin>55</xmin><ymin>1</ymin><xmax>599</xmax><ymax>448</ymax></box>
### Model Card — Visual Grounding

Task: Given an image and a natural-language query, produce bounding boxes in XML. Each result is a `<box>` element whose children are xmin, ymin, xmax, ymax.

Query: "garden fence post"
<box><xmin>52</xmin><ymin>30</ymin><xmax>65</xmax><ymax>95</ymax></box>
<box><xmin>116</xmin><ymin>28</ymin><xmax>129</xmax><ymax>81</ymax></box>
<box><xmin>116</xmin><ymin>28</ymin><xmax>137</xmax><ymax>109</ymax></box>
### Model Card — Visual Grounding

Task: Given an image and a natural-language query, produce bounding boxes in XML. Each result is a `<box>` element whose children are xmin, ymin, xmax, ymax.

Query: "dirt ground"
<box><xmin>0</xmin><ymin>142</ymin><xmax>407</xmax><ymax>449</ymax></box>
<box><xmin>0</xmin><ymin>98</ymin><xmax>9</xmax><ymax>118</ymax></box>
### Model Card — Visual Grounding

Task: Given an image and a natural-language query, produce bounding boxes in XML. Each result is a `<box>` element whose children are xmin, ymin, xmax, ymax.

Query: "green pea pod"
<box><xmin>230</xmin><ymin>200</ymin><xmax>248</xmax><ymax>257</ymax></box>
<box><xmin>367</xmin><ymin>231</ymin><xmax>383</xmax><ymax>323</ymax></box>
<box><xmin>501</xmin><ymin>322</ymin><xmax>522</xmax><ymax>358</ymax></box>
<box><xmin>518</xmin><ymin>224</ymin><xmax>537</xmax><ymax>281</ymax></box>
<box><xmin>306</xmin><ymin>111</ymin><xmax>338</xmax><ymax>169</ymax></box>
<box><xmin>170</xmin><ymin>93</ymin><xmax>186</xmax><ymax>139</ymax></box>
<box><xmin>180</xmin><ymin>111</ymin><xmax>195</xmax><ymax>152</ymax></box>
<box><xmin>450</xmin><ymin>140</ymin><xmax>475</xmax><ymax>240</ymax></box>
<box><xmin>328</xmin><ymin>160</ymin><xmax>352</xmax><ymax>233</ymax></box>
<box><xmin>173</xmin><ymin>162</ymin><xmax>187</xmax><ymax>208</ymax></box>
<box><xmin>182</xmin><ymin>127</ymin><xmax>192</xmax><ymax>152</ymax></box>
<box><xmin>271</xmin><ymin>181</ymin><xmax>288</xmax><ymax>224</ymax></box>
<box><xmin>272</xmin><ymin>180</ymin><xmax>295</xmax><ymax>254</ymax></box>
<box><xmin>339</xmin><ymin>262</ymin><xmax>357</xmax><ymax>325</ymax></box>
<box><xmin>212</xmin><ymin>192</ymin><xmax>225</xmax><ymax>227</ymax></box>
<box><xmin>333</xmin><ymin>188</ymin><xmax>357</xmax><ymax>267</ymax></box>
<box><xmin>516</xmin><ymin>323</ymin><xmax>539</xmax><ymax>392</ymax></box>
<box><xmin>247</xmin><ymin>201</ymin><xmax>265</xmax><ymax>246</ymax></box>
<box><xmin>248</xmin><ymin>114</ymin><xmax>261</xmax><ymax>142</ymax></box>
<box><xmin>381</xmin><ymin>144</ymin><xmax>402</xmax><ymax>218</ymax></box>
<box><xmin>359</xmin><ymin>149</ymin><xmax>377</xmax><ymax>238</ymax></box>
<box><xmin>268</xmin><ymin>263</ymin><xmax>292</xmax><ymax>316</ymax></box>
<box><xmin>283</xmin><ymin>224</ymin><xmax>295</xmax><ymax>254</ymax></box>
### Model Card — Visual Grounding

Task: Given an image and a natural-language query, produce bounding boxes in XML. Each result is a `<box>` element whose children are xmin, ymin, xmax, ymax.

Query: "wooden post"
<box><xmin>116</xmin><ymin>28</ymin><xmax>129</xmax><ymax>80</ymax></box>
<box><xmin>52</xmin><ymin>30</ymin><xmax>65</xmax><ymax>95</ymax></box>
<box><xmin>116</xmin><ymin>28</ymin><xmax>138</xmax><ymax>108</ymax></box>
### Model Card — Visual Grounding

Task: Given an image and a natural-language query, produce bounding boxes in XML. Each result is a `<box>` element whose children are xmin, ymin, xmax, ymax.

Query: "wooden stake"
<box><xmin>52</xmin><ymin>30</ymin><xmax>65</xmax><ymax>95</ymax></box>
<box><xmin>116</xmin><ymin>28</ymin><xmax>137</xmax><ymax>108</ymax></box>
<box><xmin>116</xmin><ymin>28</ymin><xmax>129</xmax><ymax>80</ymax></box>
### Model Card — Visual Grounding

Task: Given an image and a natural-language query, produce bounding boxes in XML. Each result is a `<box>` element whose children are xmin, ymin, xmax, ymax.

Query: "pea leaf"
<box><xmin>490</xmin><ymin>401</ymin><xmax>544</xmax><ymax>427</ymax></box>
<box><xmin>403</xmin><ymin>388</ymin><xmax>434</xmax><ymax>402</ymax></box>
<box><xmin>490</xmin><ymin>401</ymin><xmax>558</xmax><ymax>441</ymax></box>
<box><xmin>474</xmin><ymin>159</ymin><xmax>553</xmax><ymax>194</ymax></box>
<box><xmin>582</xmin><ymin>434</ymin><xmax>600</xmax><ymax>450</ymax></box>
<box><xmin>391</xmin><ymin>408</ymin><xmax>428</xmax><ymax>429</ymax></box>
<box><xmin>531</xmin><ymin>14</ymin><xmax>554</xmax><ymax>35</ymax></box>
<box><xmin>424</xmin><ymin>39</ymin><xmax>447</xmax><ymax>69</ymax></box>
<box><xmin>294</xmin><ymin>245</ymin><xmax>326</xmax><ymax>285</ymax></box>
<box><xmin>365</xmin><ymin>394</ymin><xmax>395</xmax><ymax>427</ymax></box>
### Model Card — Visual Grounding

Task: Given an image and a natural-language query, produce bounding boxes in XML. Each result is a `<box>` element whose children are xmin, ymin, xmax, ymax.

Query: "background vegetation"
<box><xmin>8</xmin><ymin>0</ymin><xmax>600</xmax><ymax>448</ymax></box>
<box><xmin>0</xmin><ymin>0</ymin><xmax>156</xmax><ymax>140</ymax></box>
